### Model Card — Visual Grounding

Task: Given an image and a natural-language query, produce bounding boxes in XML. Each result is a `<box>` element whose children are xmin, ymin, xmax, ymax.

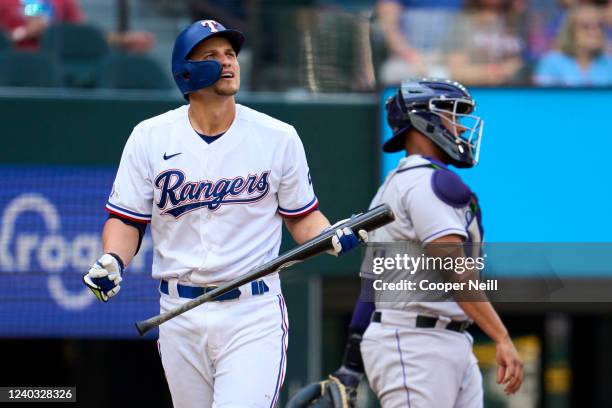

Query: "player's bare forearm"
<box><xmin>456</xmin><ymin>300</ymin><xmax>509</xmax><ymax>343</ymax></box>
<box><xmin>428</xmin><ymin>235</ymin><xmax>510</xmax><ymax>342</ymax></box>
<box><xmin>460</xmin><ymin>300</ymin><xmax>523</xmax><ymax>393</ymax></box>
<box><xmin>284</xmin><ymin>210</ymin><xmax>330</xmax><ymax>245</ymax></box>
<box><xmin>102</xmin><ymin>218</ymin><xmax>140</xmax><ymax>266</ymax></box>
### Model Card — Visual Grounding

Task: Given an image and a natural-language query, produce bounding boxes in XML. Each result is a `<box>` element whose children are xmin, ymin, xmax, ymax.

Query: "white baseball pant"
<box><xmin>361</xmin><ymin>310</ymin><xmax>483</xmax><ymax>408</ymax></box>
<box><xmin>157</xmin><ymin>279</ymin><xmax>288</xmax><ymax>408</ymax></box>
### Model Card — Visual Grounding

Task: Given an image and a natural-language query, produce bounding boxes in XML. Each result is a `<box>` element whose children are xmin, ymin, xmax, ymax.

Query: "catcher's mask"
<box><xmin>384</xmin><ymin>78</ymin><xmax>484</xmax><ymax>168</ymax></box>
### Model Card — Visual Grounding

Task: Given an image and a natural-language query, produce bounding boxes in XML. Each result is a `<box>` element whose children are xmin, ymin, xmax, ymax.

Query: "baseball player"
<box><xmin>288</xmin><ymin>79</ymin><xmax>523</xmax><ymax>408</ymax></box>
<box><xmin>82</xmin><ymin>20</ymin><xmax>367</xmax><ymax>408</ymax></box>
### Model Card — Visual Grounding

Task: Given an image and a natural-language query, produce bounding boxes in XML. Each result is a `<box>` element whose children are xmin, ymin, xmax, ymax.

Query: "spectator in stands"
<box><xmin>445</xmin><ymin>0</ymin><xmax>526</xmax><ymax>85</ymax></box>
<box><xmin>0</xmin><ymin>0</ymin><xmax>81</xmax><ymax>51</ymax></box>
<box><xmin>528</xmin><ymin>0</ymin><xmax>611</xmax><ymax>61</ymax></box>
<box><xmin>534</xmin><ymin>4</ymin><xmax>612</xmax><ymax>85</ymax></box>
<box><xmin>376</xmin><ymin>0</ymin><xmax>465</xmax><ymax>84</ymax></box>
<box><xmin>528</xmin><ymin>0</ymin><xmax>575</xmax><ymax>60</ymax></box>
<box><xmin>0</xmin><ymin>0</ymin><xmax>154</xmax><ymax>53</ymax></box>
<box><xmin>188</xmin><ymin>0</ymin><xmax>253</xmax><ymax>35</ymax></box>
<box><xmin>605</xmin><ymin>0</ymin><xmax>612</xmax><ymax>54</ymax></box>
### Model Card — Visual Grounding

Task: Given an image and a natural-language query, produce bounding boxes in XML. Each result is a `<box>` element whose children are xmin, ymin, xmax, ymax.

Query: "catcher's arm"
<box><xmin>428</xmin><ymin>234</ymin><xmax>524</xmax><ymax>395</ymax></box>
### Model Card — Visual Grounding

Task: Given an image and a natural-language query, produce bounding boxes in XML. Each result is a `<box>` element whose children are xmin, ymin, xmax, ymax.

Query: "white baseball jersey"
<box><xmin>106</xmin><ymin>104</ymin><xmax>318</xmax><ymax>285</ymax></box>
<box><xmin>361</xmin><ymin>154</ymin><xmax>483</xmax><ymax>320</ymax></box>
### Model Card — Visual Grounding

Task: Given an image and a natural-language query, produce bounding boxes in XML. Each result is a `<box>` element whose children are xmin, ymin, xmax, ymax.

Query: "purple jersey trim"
<box><xmin>395</xmin><ymin>330</ymin><xmax>412</xmax><ymax>408</ymax></box>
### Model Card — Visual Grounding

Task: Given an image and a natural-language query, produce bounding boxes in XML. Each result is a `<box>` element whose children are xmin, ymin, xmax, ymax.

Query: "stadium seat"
<box><xmin>0</xmin><ymin>51</ymin><xmax>62</xmax><ymax>87</ymax></box>
<box><xmin>0</xmin><ymin>31</ymin><xmax>11</xmax><ymax>52</ymax></box>
<box><xmin>41</xmin><ymin>23</ymin><xmax>109</xmax><ymax>87</ymax></box>
<box><xmin>98</xmin><ymin>53</ymin><xmax>172</xmax><ymax>90</ymax></box>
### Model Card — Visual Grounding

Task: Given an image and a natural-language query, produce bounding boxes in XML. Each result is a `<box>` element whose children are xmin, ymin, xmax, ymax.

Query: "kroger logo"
<box><xmin>0</xmin><ymin>193</ymin><xmax>152</xmax><ymax>311</ymax></box>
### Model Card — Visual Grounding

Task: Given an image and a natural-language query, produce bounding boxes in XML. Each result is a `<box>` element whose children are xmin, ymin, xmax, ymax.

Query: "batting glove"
<box><xmin>325</xmin><ymin>219</ymin><xmax>368</xmax><ymax>256</ymax></box>
<box><xmin>82</xmin><ymin>253</ymin><xmax>124</xmax><ymax>302</ymax></box>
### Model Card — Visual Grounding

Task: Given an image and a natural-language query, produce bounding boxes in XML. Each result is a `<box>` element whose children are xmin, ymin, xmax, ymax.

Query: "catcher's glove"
<box><xmin>286</xmin><ymin>375</ymin><xmax>353</xmax><ymax>408</ymax></box>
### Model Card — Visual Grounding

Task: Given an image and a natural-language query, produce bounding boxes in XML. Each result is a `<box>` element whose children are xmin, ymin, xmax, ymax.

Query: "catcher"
<box><xmin>287</xmin><ymin>78</ymin><xmax>523</xmax><ymax>408</ymax></box>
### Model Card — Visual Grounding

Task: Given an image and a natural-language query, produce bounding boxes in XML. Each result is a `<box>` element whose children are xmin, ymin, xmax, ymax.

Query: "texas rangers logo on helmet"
<box><xmin>155</xmin><ymin>170</ymin><xmax>271</xmax><ymax>218</ymax></box>
<box><xmin>200</xmin><ymin>20</ymin><xmax>220</xmax><ymax>32</ymax></box>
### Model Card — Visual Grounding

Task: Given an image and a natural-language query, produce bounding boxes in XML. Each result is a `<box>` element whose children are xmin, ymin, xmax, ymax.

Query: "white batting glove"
<box><xmin>82</xmin><ymin>253</ymin><xmax>124</xmax><ymax>302</ymax></box>
<box><xmin>325</xmin><ymin>219</ymin><xmax>368</xmax><ymax>256</ymax></box>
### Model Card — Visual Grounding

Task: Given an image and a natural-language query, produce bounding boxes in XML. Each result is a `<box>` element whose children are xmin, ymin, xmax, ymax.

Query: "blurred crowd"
<box><xmin>377</xmin><ymin>0</ymin><xmax>612</xmax><ymax>87</ymax></box>
<box><xmin>0</xmin><ymin>0</ymin><xmax>610</xmax><ymax>91</ymax></box>
<box><xmin>0</xmin><ymin>0</ymin><xmax>165</xmax><ymax>88</ymax></box>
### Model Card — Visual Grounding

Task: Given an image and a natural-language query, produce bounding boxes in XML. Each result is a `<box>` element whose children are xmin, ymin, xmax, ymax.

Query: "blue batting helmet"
<box><xmin>171</xmin><ymin>20</ymin><xmax>245</xmax><ymax>99</ymax></box>
<box><xmin>384</xmin><ymin>78</ymin><xmax>484</xmax><ymax>168</ymax></box>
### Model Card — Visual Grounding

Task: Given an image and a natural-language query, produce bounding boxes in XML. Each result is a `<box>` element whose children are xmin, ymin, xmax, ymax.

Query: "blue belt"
<box><xmin>160</xmin><ymin>279</ymin><xmax>269</xmax><ymax>301</ymax></box>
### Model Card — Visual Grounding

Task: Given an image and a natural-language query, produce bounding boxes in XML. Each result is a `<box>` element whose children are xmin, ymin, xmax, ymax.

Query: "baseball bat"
<box><xmin>135</xmin><ymin>203</ymin><xmax>395</xmax><ymax>336</ymax></box>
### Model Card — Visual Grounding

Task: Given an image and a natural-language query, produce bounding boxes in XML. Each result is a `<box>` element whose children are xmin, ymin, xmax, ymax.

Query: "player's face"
<box><xmin>439</xmin><ymin>112</ymin><xmax>468</xmax><ymax>138</ymax></box>
<box><xmin>189</xmin><ymin>37</ymin><xmax>240</xmax><ymax>96</ymax></box>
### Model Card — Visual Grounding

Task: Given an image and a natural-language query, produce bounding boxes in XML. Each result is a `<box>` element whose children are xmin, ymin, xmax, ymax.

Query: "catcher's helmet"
<box><xmin>171</xmin><ymin>20</ymin><xmax>245</xmax><ymax>99</ymax></box>
<box><xmin>384</xmin><ymin>78</ymin><xmax>484</xmax><ymax>168</ymax></box>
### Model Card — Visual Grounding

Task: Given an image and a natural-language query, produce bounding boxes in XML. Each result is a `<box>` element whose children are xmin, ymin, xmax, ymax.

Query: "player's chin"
<box><xmin>215</xmin><ymin>80</ymin><xmax>240</xmax><ymax>96</ymax></box>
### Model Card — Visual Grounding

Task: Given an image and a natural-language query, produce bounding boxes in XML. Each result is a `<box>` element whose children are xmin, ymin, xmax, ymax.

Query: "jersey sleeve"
<box><xmin>105</xmin><ymin>127</ymin><xmax>153</xmax><ymax>223</ymax></box>
<box><xmin>403</xmin><ymin>174</ymin><xmax>468</xmax><ymax>243</ymax></box>
<box><xmin>277</xmin><ymin>129</ymin><xmax>318</xmax><ymax>218</ymax></box>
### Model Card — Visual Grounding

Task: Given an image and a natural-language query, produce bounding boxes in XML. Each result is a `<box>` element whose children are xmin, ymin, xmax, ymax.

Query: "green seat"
<box><xmin>98</xmin><ymin>53</ymin><xmax>172</xmax><ymax>90</ymax></box>
<box><xmin>0</xmin><ymin>51</ymin><xmax>62</xmax><ymax>87</ymax></box>
<box><xmin>41</xmin><ymin>23</ymin><xmax>109</xmax><ymax>87</ymax></box>
<box><xmin>0</xmin><ymin>31</ymin><xmax>11</xmax><ymax>52</ymax></box>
